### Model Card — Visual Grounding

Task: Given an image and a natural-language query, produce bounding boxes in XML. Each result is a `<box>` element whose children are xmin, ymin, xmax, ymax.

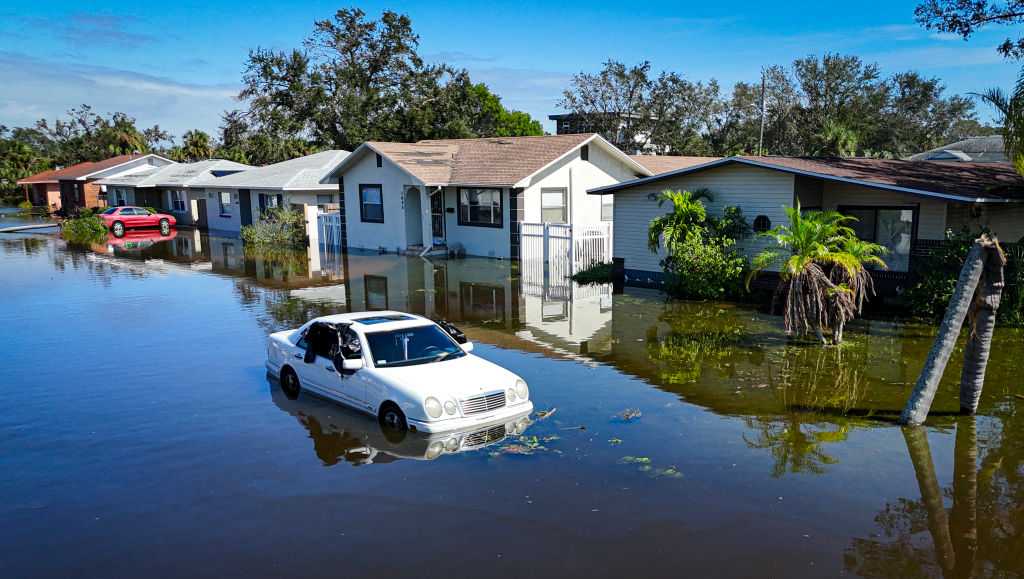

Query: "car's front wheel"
<box><xmin>111</xmin><ymin>221</ymin><xmax>125</xmax><ymax>237</ymax></box>
<box><xmin>280</xmin><ymin>366</ymin><xmax>301</xmax><ymax>399</ymax></box>
<box><xmin>159</xmin><ymin>219</ymin><xmax>170</xmax><ymax>234</ymax></box>
<box><xmin>378</xmin><ymin>402</ymin><xmax>408</xmax><ymax>431</ymax></box>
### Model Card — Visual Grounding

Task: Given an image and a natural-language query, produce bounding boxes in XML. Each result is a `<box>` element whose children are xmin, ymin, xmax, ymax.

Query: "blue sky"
<box><xmin>0</xmin><ymin>0</ymin><xmax>1019</xmax><ymax>140</ymax></box>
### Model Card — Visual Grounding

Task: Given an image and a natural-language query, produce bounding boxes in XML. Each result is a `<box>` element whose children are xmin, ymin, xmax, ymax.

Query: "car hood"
<box><xmin>371</xmin><ymin>353</ymin><xmax>518</xmax><ymax>400</ymax></box>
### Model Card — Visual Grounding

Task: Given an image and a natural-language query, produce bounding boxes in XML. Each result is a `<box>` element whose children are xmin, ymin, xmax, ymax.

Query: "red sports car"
<box><xmin>99</xmin><ymin>206</ymin><xmax>176</xmax><ymax>237</ymax></box>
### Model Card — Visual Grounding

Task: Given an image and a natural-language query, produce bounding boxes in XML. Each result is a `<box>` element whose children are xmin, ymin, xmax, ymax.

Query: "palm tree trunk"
<box><xmin>902</xmin><ymin>426</ymin><xmax>956</xmax><ymax>578</ymax></box>
<box><xmin>900</xmin><ymin>242</ymin><xmax>986</xmax><ymax>426</ymax></box>
<box><xmin>959</xmin><ymin>239</ymin><xmax>1006</xmax><ymax>415</ymax></box>
<box><xmin>950</xmin><ymin>417</ymin><xmax>978</xmax><ymax>579</ymax></box>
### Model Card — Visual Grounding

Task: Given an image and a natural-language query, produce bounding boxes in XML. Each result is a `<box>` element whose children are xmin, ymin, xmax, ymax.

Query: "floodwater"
<box><xmin>1</xmin><ymin>226</ymin><xmax>1022</xmax><ymax>578</ymax></box>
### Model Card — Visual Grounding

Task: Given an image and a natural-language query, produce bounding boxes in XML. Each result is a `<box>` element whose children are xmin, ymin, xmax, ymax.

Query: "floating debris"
<box><xmin>620</xmin><ymin>456</ymin><xmax>651</xmax><ymax>465</ymax></box>
<box><xmin>535</xmin><ymin>408</ymin><xmax>558</xmax><ymax>420</ymax></box>
<box><xmin>608</xmin><ymin>437</ymin><xmax>623</xmax><ymax>445</ymax></box>
<box><xmin>615</xmin><ymin>408</ymin><xmax>643</xmax><ymax>422</ymax></box>
<box><xmin>653</xmin><ymin>466</ymin><xmax>683</xmax><ymax>479</ymax></box>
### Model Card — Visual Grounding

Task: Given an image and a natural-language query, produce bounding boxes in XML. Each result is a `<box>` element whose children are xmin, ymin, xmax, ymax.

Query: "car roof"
<box><xmin>309</xmin><ymin>311</ymin><xmax>435</xmax><ymax>332</ymax></box>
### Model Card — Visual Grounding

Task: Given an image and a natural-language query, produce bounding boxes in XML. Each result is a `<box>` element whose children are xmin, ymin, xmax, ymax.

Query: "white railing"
<box><xmin>318</xmin><ymin>211</ymin><xmax>342</xmax><ymax>248</ymax></box>
<box><xmin>520</xmin><ymin>221</ymin><xmax>612</xmax><ymax>298</ymax></box>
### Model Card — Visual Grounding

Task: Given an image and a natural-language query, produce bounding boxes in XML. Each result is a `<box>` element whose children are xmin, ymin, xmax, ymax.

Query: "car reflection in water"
<box><xmin>102</xmin><ymin>229</ymin><xmax>178</xmax><ymax>252</ymax></box>
<box><xmin>269</xmin><ymin>378</ymin><xmax>532</xmax><ymax>466</ymax></box>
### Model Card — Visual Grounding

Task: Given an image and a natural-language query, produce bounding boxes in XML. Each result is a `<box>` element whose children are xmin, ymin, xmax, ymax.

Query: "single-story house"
<box><xmin>589</xmin><ymin>155</ymin><xmax>1024</xmax><ymax>289</ymax></box>
<box><xmin>97</xmin><ymin>159</ymin><xmax>250</xmax><ymax>227</ymax></box>
<box><xmin>17</xmin><ymin>153</ymin><xmax>174</xmax><ymax>212</ymax></box>
<box><xmin>192</xmin><ymin>150</ymin><xmax>349</xmax><ymax>235</ymax></box>
<box><xmin>327</xmin><ymin>133</ymin><xmax>651</xmax><ymax>258</ymax></box>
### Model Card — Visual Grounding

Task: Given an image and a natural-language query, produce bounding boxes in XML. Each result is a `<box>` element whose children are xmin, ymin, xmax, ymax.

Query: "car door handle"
<box><xmin>293</xmin><ymin>353</ymin><xmax>303</xmax><ymax>359</ymax></box>
<box><xmin>325</xmin><ymin>365</ymin><xmax>335</xmax><ymax>372</ymax></box>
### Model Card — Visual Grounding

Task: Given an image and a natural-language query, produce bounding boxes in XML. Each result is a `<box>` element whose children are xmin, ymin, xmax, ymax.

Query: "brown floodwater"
<box><xmin>1</xmin><ymin>227</ymin><xmax>1022</xmax><ymax>578</ymax></box>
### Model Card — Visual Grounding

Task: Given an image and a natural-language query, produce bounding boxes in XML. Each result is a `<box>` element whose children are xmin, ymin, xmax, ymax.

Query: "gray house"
<box><xmin>590</xmin><ymin>155</ymin><xmax>1024</xmax><ymax>289</ymax></box>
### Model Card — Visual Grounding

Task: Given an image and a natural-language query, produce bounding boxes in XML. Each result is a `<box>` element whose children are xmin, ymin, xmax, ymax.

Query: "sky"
<box><xmin>0</xmin><ymin>0</ymin><xmax>1019</xmax><ymax>141</ymax></box>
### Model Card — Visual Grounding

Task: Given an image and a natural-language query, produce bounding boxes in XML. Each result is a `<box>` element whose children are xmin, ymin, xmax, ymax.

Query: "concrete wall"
<box><xmin>611</xmin><ymin>164</ymin><xmax>796</xmax><ymax>274</ymax></box>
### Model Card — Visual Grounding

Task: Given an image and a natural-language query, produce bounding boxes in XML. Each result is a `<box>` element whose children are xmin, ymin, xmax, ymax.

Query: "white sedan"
<box><xmin>266</xmin><ymin>311</ymin><xmax>533</xmax><ymax>433</ymax></box>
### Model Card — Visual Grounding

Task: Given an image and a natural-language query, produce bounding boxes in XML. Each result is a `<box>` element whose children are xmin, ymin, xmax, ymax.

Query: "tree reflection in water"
<box><xmin>645</xmin><ymin>304</ymin><xmax>752</xmax><ymax>386</ymax></box>
<box><xmin>845</xmin><ymin>416</ymin><xmax>1024</xmax><ymax>577</ymax></box>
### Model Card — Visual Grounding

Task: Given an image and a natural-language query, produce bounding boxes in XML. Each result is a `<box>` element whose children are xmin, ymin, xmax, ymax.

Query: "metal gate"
<box><xmin>520</xmin><ymin>222</ymin><xmax>611</xmax><ymax>291</ymax></box>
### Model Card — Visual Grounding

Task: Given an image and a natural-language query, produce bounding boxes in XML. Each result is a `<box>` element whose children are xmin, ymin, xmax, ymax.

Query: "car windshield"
<box><xmin>101</xmin><ymin>208</ymin><xmax>118</xmax><ymax>215</ymax></box>
<box><xmin>365</xmin><ymin>325</ymin><xmax>465</xmax><ymax>368</ymax></box>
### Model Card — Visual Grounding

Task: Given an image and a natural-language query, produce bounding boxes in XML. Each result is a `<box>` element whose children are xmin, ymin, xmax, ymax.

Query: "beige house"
<box><xmin>590</xmin><ymin>156</ymin><xmax>1024</xmax><ymax>290</ymax></box>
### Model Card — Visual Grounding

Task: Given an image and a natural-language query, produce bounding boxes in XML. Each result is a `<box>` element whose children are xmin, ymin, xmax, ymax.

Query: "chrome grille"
<box><xmin>460</xmin><ymin>391</ymin><xmax>506</xmax><ymax>416</ymax></box>
<box><xmin>463</xmin><ymin>424</ymin><xmax>507</xmax><ymax>448</ymax></box>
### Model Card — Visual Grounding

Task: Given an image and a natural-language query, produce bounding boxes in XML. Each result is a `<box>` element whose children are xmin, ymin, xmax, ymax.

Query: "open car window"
<box><xmin>365</xmin><ymin>325</ymin><xmax>465</xmax><ymax>368</ymax></box>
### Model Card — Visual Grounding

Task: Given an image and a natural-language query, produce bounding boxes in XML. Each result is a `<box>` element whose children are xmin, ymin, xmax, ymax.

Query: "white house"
<box><xmin>590</xmin><ymin>155</ymin><xmax>1024</xmax><ymax>290</ymax></box>
<box><xmin>97</xmin><ymin>159</ymin><xmax>250</xmax><ymax>227</ymax></box>
<box><xmin>192</xmin><ymin>150</ymin><xmax>350</xmax><ymax>234</ymax></box>
<box><xmin>327</xmin><ymin>133</ymin><xmax>651</xmax><ymax>258</ymax></box>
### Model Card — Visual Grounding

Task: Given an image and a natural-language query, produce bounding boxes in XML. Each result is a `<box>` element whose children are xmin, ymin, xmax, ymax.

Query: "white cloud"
<box><xmin>0</xmin><ymin>51</ymin><xmax>238</xmax><ymax>137</ymax></box>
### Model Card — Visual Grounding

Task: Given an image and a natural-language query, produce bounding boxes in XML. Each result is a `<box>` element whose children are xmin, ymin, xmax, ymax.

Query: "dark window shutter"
<box><xmin>376</xmin><ymin>154</ymin><xmax>383</xmax><ymax>168</ymax></box>
<box><xmin>581</xmin><ymin>145</ymin><xmax>589</xmax><ymax>161</ymax></box>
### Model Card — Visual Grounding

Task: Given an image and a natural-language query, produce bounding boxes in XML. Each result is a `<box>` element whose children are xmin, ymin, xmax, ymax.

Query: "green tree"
<box><xmin>178</xmin><ymin>130</ymin><xmax>214</xmax><ymax>162</ymax></box>
<box><xmin>915</xmin><ymin>0</ymin><xmax>1024</xmax><ymax>58</ymax></box>
<box><xmin>748</xmin><ymin>203</ymin><xmax>887</xmax><ymax>344</ymax></box>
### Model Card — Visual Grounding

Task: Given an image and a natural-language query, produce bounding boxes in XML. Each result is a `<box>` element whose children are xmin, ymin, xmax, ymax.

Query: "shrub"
<box><xmin>571</xmin><ymin>262</ymin><xmax>613</xmax><ymax>285</ymax></box>
<box><xmin>17</xmin><ymin>200</ymin><xmax>32</xmax><ymax>210</ymax></box>
<box><xmin>904</xmin><ymin>227</ymin><xmax>1024</xmax><ymax>326</ymax></box>
<box><xmin>61</xmin><ymin>213</ymin><xmax>107</xmax><ymax>245</ymax></box>
<box><xmin>241</xmin><ymin>207</ymin><xmax>307</xmax><ymax>247</ymax></box>
<box><xmin>648</xmin><ymin>190</ymin><xmax>749</xmax><ymax>300</ymax></box>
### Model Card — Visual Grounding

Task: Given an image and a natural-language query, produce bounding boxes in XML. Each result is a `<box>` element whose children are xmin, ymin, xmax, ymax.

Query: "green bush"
<box><xmin>570</xmin><ymin>262</ymin><xmax>614</xmax><ymax>285</ymax></box>
<box><xmin>904</xmin><ymin>228</ymin><xmax>1024</xmax><ymax>326</ymax></box>
<box><xmin>17</xmin><ymin>200</ymin><xmax>32</xmax><ymax>210</ymax></box>
<box><xmin>241</xmin><ymin>207</ymin><xmax>307</xmax><ymax>248</ymax></box>
<box><xmin>648</xmin><ymin>190</ymin><xmax>749</xmax><ymax>300</ymax></box>
<box><xmin>61</xmin><ymin>213</ymin><xmax>108</xmax><ymax>245</ymax></box>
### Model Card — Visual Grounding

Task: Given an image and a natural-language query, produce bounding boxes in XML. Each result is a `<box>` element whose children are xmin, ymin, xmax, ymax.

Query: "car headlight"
<box><xmin>506</xmin><ymin>388</ymin><xmax>516</xmax><ymax>403</ymax></box>
<box><xmin>444</xmin><ymin>400</ymin><xmax>457</xmax><ymax>415</ymax></box>
<box><xmin>515</xmin><ymin>379</ymin><xmax>528</xmax><ymax>400</ymax></box>
<box><xmin>424</xmin><ymin>397</ymin><xmax>443</xmax><ymax>419</ymax></box>
<box><xmin>425</xmin><ymin>441</ymin><xmax>443</xmax><ymax>460</ymax></box>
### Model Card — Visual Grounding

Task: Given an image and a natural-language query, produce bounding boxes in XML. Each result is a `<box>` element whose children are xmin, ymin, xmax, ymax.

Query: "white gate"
<box><xmin>318</xmin><ymin>211</ymin><xmax>342</xmax><ymax>248</ymax></box>
<box><xmin>520</xmin><ymin>222</ymin><xmax>611</xmax><ymax>290</ymax></box>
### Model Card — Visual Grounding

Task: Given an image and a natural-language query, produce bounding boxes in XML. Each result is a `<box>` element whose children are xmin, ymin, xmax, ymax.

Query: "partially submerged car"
<box><xmin>266</xmin><ymin>311</ymin><xmax>534</xmax><ymax>433</ymax></box>
<box><xmin>98</xmin><ymin>206</ymin><xmax>176</xmax><ymax>237</ymax></box>
<box><xmin>270</xmin><ymin>384</ymin><xmax>532</xmax><ymax>465</ymax></box>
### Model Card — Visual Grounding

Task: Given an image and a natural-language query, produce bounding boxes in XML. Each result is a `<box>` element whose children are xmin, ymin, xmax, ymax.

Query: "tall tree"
<box><xmin>178</xmin><ymin>130</ymin><xmax>214</xmax><ymax>162</ymax></box>
<box><xmin>916</xmin><ymin>0</ymin><xmax>1024</xmax><ymax>58</ymax></box>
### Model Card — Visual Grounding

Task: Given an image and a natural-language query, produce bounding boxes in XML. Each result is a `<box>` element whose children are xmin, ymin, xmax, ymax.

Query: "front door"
<box><xmin>430</xmin><ymin>189</ymin><xmax>445</xmax><ymax>240</ymax></box>
<box><xmin>195</xmin><ymin>198</ymin><xmax>208</xmax><ymax>229</ymax></box>
<box><xmin>239</xmin><ymin>189</ymin><xmax>253</xmax><ymax>226</ymax></box>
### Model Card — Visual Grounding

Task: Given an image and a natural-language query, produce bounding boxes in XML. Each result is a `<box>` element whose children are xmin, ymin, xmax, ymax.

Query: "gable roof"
<box><xmin>98</xmin><ymin>159</ymin><xmax>251</xmax><ymax>188</ymax></box>
<box><xmin>194</xmin><ymin>150</ymin><xmax>349</xmax><ymax>190</ymax></box>
<box><xmin>588</xmin><ymin>155</ymin><xmax>1024</xmax><ymax>203</ymax></box>
<box><xmin>629</xmin><ymin>155</ymin><xmax>720</xmax><ymax>175</ymax></box>
<box><xmin>332</xmin><ymin>133</ymin><xmax>652</xmax><ymax>188</ymax></box>
<box><xmin>908</xmin><ymin>135</ymin><xmax>1006</xmax><ymax>163</ymax></box>
<box><xmin>16</xmin><ymin>153</ymin><xmax>172</xmax><ymax>185</ymax></box>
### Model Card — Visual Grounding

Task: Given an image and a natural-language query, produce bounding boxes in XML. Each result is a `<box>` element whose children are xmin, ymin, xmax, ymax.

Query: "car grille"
<box><xmin>460</xmin><ymin>391</ymin><xmax>506</xmax><ymax>416</ymax></box>
<box><xmin>462</xmin><ymin>424</ymin><xmax>507</xmax><ymax>448</ymax></box>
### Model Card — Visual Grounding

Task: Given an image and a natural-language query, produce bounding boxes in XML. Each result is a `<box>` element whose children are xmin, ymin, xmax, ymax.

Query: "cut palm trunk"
<box><xmin>899</xmin><ymin>241</ymin><xmax>986</xmax><ymax>426</ymax></box>
<box><xmin>959</xmin><ymin>240</ymin><xmax>1006</xmax><ymax>415</ymax></box>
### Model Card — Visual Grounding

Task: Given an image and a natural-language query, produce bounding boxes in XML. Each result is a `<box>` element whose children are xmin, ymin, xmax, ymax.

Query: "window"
<box><xmin>115</xmin><ymin>188</ymin><xmax>128</xmax><ymax>206</ymax></box>
<box><xmin>218</xmin><ymin>192</ymin><xmax>232</xmax><ymax>216</ymax></box>
<box><xmin>753</xmin><ymin>215</ymin><xmax>771</xmax><ymax>233</ymax></box>
<box><xmin>258</xmin><ymin>193</ymin><xmax>280</xmax><ymax>214</ymax></box>
<box><xmin>601</xmin><ymin>195</ymin><xmax>613</xmax><ymax>221</ymax></box>
<box><xmin>365</xmin><ymin>275</ymin><xmax>389</xmax><ymax>310</ymax></box>
<box><xmin>458</xmin><ymin>187</ymin><xmax>503</xmax><ymax>227</ymax></box>
<box><xmin>839</xmin><ymin>206</ymin><xmax>916</xmax><ymax>272</ymax></box>
<box><xmin>365</xmin><ymin>325</ymin><xmax>464</xmax><ymax>367</ymax></box>
<box><xmin>169</xmin><ymin>190</ymin><xmax>187</xmax><ymax>213</ymax></box>
<box><xmin>541</xmin><ymin>188</ymin><xmax>567</xmax><ymax>224</ymax></box>
<box><xmin>375</xmin><ymin>153</ymin><xmax>383</xmax><ymax>168</ymax></box>
<box><xmin>580</xmin><ymin>144</ymin><xmax>589</xmax><ymax>161</ymax></box>
<box><xmin>359</xmin><ymin>184</ymin><xmax>384</xmax><ymax>223</ymax></box>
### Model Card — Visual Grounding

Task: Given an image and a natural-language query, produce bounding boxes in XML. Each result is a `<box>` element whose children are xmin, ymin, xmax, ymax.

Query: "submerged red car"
<box><xmin>99</xmin><ymin>206</ymin><xmax>176</xmax><ymax>237</ymax></box>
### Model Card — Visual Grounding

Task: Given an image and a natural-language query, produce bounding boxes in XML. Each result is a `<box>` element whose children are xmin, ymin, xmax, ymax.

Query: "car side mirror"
<box><xmin>461</xmin><ymin>341</ymin><xmax>474</xmax><ymax>353</ymax></box>
<box><xmin>341</xmin><ymin>358</ymin><xmax>364</xmax><ymax>371</ymax></box>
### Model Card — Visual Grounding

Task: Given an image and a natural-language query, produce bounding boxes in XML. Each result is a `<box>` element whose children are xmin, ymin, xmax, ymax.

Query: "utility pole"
<box><xmin>758</xmin><ymin>68</ymin><xmax>767</xmax><ymax>156</ymax></box>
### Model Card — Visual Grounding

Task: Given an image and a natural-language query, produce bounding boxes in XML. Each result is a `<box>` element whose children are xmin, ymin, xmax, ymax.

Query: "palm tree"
<box><xmin>180</xmin><ymin>130</ymin><xmax>214</xmax><ymax>162</ymax></box>
<box><xmin>748</xmin><ymin>202</ymin><xmax>886</xmax><ymax>344</ymax></box>
<box><xmin>646</xmin><ymin>189</ymin><xmax>713</xmax><ymax>252</ymax></box>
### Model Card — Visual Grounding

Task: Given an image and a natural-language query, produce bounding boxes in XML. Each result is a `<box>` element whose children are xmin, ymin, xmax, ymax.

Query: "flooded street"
<box><xmin>2</xmin><ymin>228</ymin><xmax>1022</xmax><ymax>578</ymax></box>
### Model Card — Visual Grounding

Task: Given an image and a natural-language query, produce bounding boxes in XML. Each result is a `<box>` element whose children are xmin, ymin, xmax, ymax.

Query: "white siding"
<box><xmin>342</xmin><ymin>152</ymin><xmax>417</xmax><ymax>252</ymax></box>
<box><xmin>947</xmin><ymin>203</ymin><xmax>1024</xmax><ymax>242</ymax></box>
<box><xmin>521</xmin><ymin>141</ymin><xmax>641</xmax><ymax>228</ymax></box>
<box><xmin>202</xmin><ymin>189</ymin><xmax>242</xmax><ymax>234</ymax></box>
<box><xmin>818</xmin><ymin>182</ymin><xmax>948</xmax><ymax>240</ymax></box>
<box><xmin>611</xmin><ymin>164</ymin><xmax>796</xmax><ymax>273</ymax></box>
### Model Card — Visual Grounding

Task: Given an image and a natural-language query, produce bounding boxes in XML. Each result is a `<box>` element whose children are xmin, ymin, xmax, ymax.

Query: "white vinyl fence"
<box><xmin>520</xmin><ymin>222</ymin><xmax>612</xmax><ymax>296</ymax></box>
<box><xmin>318</xmin><ymin>211</ymin><xmax>342</xmax><ymax>248</ymax></box>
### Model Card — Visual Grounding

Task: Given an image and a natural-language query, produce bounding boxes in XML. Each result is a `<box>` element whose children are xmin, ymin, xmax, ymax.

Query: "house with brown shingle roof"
<box><xmin>18</xmin><ymin>153</ymin><xmax>175</xmax><ymax>213</ymax></box>
<box><xmin>589</xmin><ymin>155</ymin><xmax>1024</xmax><ymax>291</ymax></box>
<box><xmin>328</xmin><ymin>134</ymin><xmax>651</xmax><ymax>258</ymax></box>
